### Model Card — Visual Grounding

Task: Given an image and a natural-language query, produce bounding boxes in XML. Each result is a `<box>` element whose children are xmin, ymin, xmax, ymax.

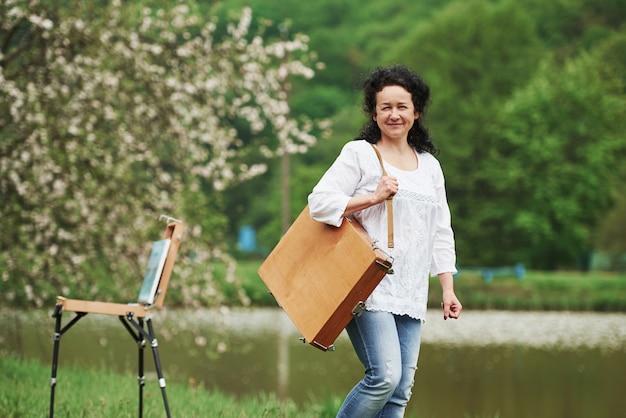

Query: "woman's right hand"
<box><xmin>374</xmin><ymin>175</ymin><xmax>398</xmax><ymax>203</ymax></box>
<box><xmin>342</xmin><ymin>175</ymin><xmax>398</xmax><ymax>217</ymax></box>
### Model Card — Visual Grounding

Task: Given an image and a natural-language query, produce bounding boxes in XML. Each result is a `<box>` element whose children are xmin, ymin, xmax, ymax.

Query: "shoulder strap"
<box><xmin>370</xmin><ymin>144</ymin><xmax>394</xmax><ymax>249</ymax></box>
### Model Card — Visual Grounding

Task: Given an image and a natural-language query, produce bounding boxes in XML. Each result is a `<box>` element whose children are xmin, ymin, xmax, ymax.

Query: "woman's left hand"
<box><xmin>441</xmin><ymin>293</ymin><xmax>462</xmax><ymax>320</ymax></box>
<box><xmin>438</xmin><ymin>272</ymin><xmax>462</xmax><ymax>320</ymax></box>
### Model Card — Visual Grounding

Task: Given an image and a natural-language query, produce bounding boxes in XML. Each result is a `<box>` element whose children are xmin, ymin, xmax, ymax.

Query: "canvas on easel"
<box><xmin>49</xmin><ymin>217</ymin><xmax>185</xmax><ymax>418</ymax></box>
<box><xmin>138</xmin><ymin>239</ymin><xmax>172</xmax><ymax>305</ymax></box>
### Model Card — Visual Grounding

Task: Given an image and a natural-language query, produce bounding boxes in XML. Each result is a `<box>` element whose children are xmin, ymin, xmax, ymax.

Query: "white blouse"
<box><xmin>308</xmin><ymin>140</ymin><xmax>457</xmax><ymax>321</ymax></box>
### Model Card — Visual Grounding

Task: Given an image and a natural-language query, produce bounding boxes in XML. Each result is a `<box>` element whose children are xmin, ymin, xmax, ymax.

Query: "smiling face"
<box><xmin>373</xmin><ymin>85</ymin><xmax>419</xmax><ymax>142</ymax></box>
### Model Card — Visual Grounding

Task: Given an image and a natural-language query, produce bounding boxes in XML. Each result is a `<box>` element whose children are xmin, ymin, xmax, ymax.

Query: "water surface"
<box><xmin>1</xmin><ymin>308</ymin><xmax>625</xmax><ymax>417</ymax></box>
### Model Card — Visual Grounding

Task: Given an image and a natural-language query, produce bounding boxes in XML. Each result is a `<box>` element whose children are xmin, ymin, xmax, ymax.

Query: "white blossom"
<box><xmin>0</xmin><ymin>0</ymin><xmax>329</xmax><ymax>308</ymax></box>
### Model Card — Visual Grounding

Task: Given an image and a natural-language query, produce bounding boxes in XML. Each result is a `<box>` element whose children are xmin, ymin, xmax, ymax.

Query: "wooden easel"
<box><xmin>49</xmin><ymin>216</ymin><xmax>185</xmax><ymax>418</ymax></box>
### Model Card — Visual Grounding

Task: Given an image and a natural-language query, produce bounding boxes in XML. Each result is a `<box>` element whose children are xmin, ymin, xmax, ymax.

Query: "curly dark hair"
<box><xmin>355</xmin><ymin>64</ymin><xmax>439</xmax><ymax>155</ymax></box>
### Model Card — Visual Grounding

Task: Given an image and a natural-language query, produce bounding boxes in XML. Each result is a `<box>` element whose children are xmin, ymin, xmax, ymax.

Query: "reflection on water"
<box><xmin>1</xmin><ymin>308</ymin><xmax>625</xmax><ymax>418</ymax></box>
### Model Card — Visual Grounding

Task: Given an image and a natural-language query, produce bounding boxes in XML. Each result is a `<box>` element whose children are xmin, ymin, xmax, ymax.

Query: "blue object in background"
<box><xmin>238</xmin><ymin>225</ymin><xmax>256</xmax><ymax>253</ymax></box>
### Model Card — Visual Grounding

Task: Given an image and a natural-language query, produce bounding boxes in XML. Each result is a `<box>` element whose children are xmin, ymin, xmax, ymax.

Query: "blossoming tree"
<box><xmin>0</xmin><ymin>1</ymin><xmax>324</xmax><ymax>307</ymax></box>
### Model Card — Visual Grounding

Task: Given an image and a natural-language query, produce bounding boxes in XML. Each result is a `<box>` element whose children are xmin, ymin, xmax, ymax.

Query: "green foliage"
<box><xmin>396</xmin><ymin>0</ymin><xmax>545</xmax><ymax>101</ymax></box>
<box><xmin>388</xmin><ymin>0</ymin><xmax>546</xmax><ymax>266</ymax></box>
<box><xmin>594</xmin><ymin>194</ymin><xmax>626</xmax><ymax>263</ymax></box>
<box><xmin>476</xmin><ymin>49</ymin><xmax>626</xmax><ymax>268</ymax></box>
<box><xmin>522</xmin><ymin>0</ymin><xmax>626</xmax><ymax>48</ymax></box>
<box><xmin>359</xmin><ymin>0</ymin><xmax>626</xmax><ymax>268</ymax></box>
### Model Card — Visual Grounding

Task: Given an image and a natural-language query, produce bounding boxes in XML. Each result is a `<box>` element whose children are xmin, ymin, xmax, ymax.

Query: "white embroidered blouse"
<box><xmin>307</xmin><ymin>140</ymin><xmax>457</xmax><ymax>321</ymax></box>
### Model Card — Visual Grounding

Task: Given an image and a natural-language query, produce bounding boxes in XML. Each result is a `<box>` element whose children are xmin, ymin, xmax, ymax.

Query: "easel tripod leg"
<box><xmin>147</xmin><ymin>319</ymin><xmax>171</xmax><ymax>418</ymax></box>
<box><xmin>49</xmin><ymin>309</ymin><xmax>87</xmax><ymax>417</ymax></box>
<box><xmin>138</xmin><ymin>318</ymin><xmax>146</xmax><ymax>418</ymax></box>
<box><xmin>49</xmin><ymin>305</ymin><xmax>63</xmax><ymax>418</ymax></box>
<box><xmin>125</xmin><ymin>314</ymin><xmax>172</xmax><ymax>418</ymax></box>
<box><xmin>120</xmin><ymin>315</ymin><xmax>147</xmax><ymax>418</ymax></box>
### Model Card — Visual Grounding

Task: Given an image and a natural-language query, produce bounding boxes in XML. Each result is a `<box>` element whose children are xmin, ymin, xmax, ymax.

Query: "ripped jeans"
<box><xmin>336</xmin><ymin>310</ymin><xmax>422</xmax><ymax>418</ymax></box>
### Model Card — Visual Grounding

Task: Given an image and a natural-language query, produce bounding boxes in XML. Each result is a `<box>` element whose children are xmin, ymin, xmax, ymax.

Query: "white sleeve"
<box><xmin>307</xmin><ymin>142</ymin><xmax>362</xmax><ymax>227</ymax></box>
<box><xmin>429</xmin><ymin>158</ymin><xmax>458</xmax><ymax>276</ymax></box>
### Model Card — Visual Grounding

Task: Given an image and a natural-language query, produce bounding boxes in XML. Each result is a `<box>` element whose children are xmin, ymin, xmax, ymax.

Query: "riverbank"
<box><xmin>3</xmin><ymin>259</ymin><xmax>624</xmax><ymax>311</ymax></box>
<box><xmin>231</xmin><ymin>261</ymin><xmax>626</xmax><ymax>311</ymax></box>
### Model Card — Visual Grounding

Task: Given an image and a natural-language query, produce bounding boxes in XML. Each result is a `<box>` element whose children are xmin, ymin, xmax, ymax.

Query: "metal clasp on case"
<box><xmin>352</xmin><ymin>301</ymin><xmax>366</xmax><ymax>317</ymax></box>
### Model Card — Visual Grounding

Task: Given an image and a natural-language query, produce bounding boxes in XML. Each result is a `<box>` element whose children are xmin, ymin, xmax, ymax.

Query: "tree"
<box><xmin>477</xmin><ymin>50</ymin><xmax>626</xmax><ymax>268</ymax></box>
<box><xmin>587</xmin><ymin>31</ymin><xmax>626</xmax><ymax>268</ymax></box>
<box><xmin>0</xmin><ymin>1</ymin><xmax>322</xmax><ymax>307</ymax></box>
<box><xmin>389</xmin><ymin>0</ymin><xmax>546</xmax><ymax>266</ymax></box>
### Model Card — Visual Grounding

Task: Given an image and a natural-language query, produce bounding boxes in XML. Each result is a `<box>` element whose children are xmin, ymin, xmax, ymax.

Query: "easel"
<box><xmin>49</xmin><ymin>216</ymin><xmax>185</xmax><ymax>418</ymax></box>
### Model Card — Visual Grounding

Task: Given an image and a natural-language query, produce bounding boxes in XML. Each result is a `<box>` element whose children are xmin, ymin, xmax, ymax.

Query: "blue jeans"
<box><xmin>337</xmin><ymin>310</ymin><xmax>422</xmax><ymax>418</ymax></box>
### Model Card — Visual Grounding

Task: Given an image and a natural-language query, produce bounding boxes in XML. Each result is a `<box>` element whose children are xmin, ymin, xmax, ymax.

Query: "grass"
<box><xmin>224</xmin><ymin>259</ymin><xmax>626</xmax><ymax>312</ymax></box>
<box><xmin>0</xmin><ymin>355</ymin><xmax>508</xmax><ymax>418</ymax></box>
<box><xmin>449</xmin><ymin>269</ymin><xmax>626</xmax><ymax>311</ymax></box>
<box><xmin>0</xmin><ymin>355</ymin><xmax>339</xmax><ymax>418</ymax></box>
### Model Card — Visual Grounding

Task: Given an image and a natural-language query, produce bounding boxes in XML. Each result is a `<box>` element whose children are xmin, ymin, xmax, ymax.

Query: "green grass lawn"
<box><xmin>1</xmin><ymin>356</ymin><xmax>340</xmax><ymax>418</ymax></box>
<box><xmin>1</xmin><ymin>354</ymin><xmax>508</xmax><ymax>418</ymax></box>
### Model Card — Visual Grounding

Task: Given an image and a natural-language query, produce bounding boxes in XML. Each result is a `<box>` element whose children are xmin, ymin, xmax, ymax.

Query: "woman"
<box><xmin>308</xmin><ymin>64</ymin><xmax>462</xmax><ymax>417</ymax></box>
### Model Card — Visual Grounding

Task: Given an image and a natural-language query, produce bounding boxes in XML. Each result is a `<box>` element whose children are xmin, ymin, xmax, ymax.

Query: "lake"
<box><xmin>1</xmin><ymin>307</ymin><xmax>625</xmax><ymax>417</ymax></box>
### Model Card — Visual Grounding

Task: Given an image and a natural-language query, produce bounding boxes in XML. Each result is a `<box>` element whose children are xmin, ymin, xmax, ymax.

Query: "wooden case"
<box><xmin>258</xmin><ymin>206</ymin><xmax>393</xmax><ymax>351</ymax></box>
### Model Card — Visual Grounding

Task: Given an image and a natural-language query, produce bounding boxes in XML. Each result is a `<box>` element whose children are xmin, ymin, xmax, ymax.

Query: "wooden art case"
<box><xmin>258</xmin><ymin>206</ymin><xmax>393</xmax><ymax>351</ymax></box>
